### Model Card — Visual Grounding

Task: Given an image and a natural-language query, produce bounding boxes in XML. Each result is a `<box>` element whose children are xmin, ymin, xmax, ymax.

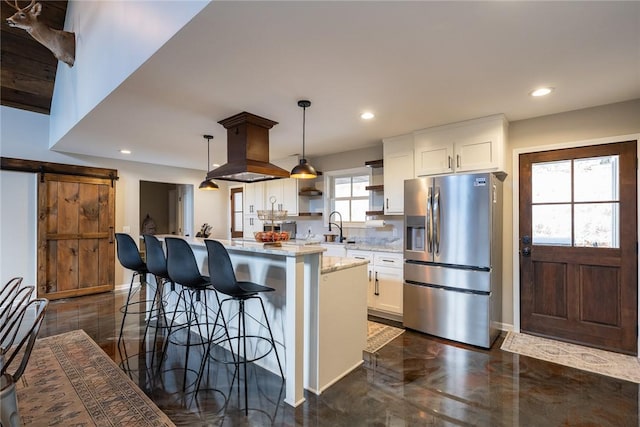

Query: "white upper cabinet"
<box><xmin>414</xmin><ymin>114</ymin><xmax>508</xmax><ymax>176</ymax></box>
<box><xmin>265</xmin><ymin>178</ymin><xmax>298</xmax><ymax>216</ymax></box>
<box><xmin>244</xmin><ymin>182</ymin><xmax>265</xmax><ymax>215</ymax></box>
<box><xmin>382</xmin><ymin>134</ymin><xmax>414</xmax><ymax>215</ymax></box>
<box><xmin>243</xmin><ymin>182</ymin><xmax>265</xmax><ymax>239</ymax></box>
<box><xmin>265</xmin><ymin>155</ymin><xmax>298</xmax><ymax>216</ymax></box>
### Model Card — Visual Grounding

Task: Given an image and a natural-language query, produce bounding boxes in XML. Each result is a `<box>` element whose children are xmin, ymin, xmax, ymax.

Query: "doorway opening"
<box><xmin>139</xmin><ymin>181</ymin><xmax>194</xmax><ymax>237</ymax></box>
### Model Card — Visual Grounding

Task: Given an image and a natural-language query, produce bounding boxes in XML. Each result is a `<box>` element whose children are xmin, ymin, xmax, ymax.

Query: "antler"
<box><xmin>4</xmin><ymin>0</ymin><xmax>35</xmax><ymax>11</ymax></box>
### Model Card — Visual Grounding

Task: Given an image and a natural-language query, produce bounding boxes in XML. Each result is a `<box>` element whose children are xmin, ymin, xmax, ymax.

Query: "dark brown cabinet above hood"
<box><xmin>206</xmin><ymin>111</ymin><xmax>290</xmax><ymax>183</ymax></box>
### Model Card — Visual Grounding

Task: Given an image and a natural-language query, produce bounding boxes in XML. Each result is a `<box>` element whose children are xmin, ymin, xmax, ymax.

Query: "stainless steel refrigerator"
<box><xmin>403</xmin><ymin>172</ymin><xmax>503</xmax><ymax>348</ymax></box>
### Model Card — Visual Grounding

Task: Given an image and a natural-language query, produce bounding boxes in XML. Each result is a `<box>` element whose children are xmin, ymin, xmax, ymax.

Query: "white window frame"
<box><xmin>323</xmin><ymin>167</ymin><xmax>371</xmax><ymax>227</ymax></box>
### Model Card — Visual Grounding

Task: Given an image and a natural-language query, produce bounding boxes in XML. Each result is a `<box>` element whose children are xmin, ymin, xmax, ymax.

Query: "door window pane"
<box><xmin>574</xmin><ymin>156</ymin><xmax>619</xmax><ymax>202</ymax></box>
<box><xmin>532</xmin><ymin>160</ymin><xmax>571</xmax><ymax>203</ymax></box>
<box><xmin>233</xmin><ymin>193</ymin><xmax>243</xmax><ymax>210</ymax></box>
<box><xmin>532</xmin><ymin>204</ymin><xmax>572</xmax><ymax>246</ymax></box>
<box><xmin>574</xmin><ymin>203</ymin><xmax>619</xmax><ymax>248</ymax></box>
<box><xmin>234</xmin><ymin>213</ymin><xmax>243</xmax><ymax>232</ymax></box>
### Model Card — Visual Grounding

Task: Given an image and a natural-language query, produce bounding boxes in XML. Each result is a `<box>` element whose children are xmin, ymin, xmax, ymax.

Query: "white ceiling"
<box><xmin>53</xmin><ymin>1</ymin><xmax>640</xmax><ymax>172</ymax></box>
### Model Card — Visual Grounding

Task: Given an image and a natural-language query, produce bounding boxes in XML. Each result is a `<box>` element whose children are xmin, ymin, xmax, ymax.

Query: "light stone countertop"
<box><xmin>321</xmin><ymin>256</ymin><xmax>369</xmax><ymax>274</ymax></box>
<box><xmin>154</xmin><ymin>235</ymin><xmax>326</xmax><ymax>257</ymax></box>
<box><xmin>319</xmin><ymin>241</ymin><xmax>403</xmax><ymax>254</ymax></box>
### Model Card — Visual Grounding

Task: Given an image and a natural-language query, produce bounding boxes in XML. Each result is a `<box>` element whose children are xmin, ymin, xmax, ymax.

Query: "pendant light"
<box><xmin>199</xmin><ymin>134</ymin><xmax>219</xmax><ymax>190</ymax></box>
<box><xmin>290</xmin><ymin>100</ymin><xmax>318</xmax><ymax>179</ymax></box>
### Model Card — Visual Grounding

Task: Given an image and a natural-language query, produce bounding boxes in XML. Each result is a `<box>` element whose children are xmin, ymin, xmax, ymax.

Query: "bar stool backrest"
<box><xmin>115</xmin><ymin>233</ymin><xmax>146</xmax><ymax>272</ymax></box>
<box><xmin>143</xmin><ymin>234</ymin><xmax>169</xmax><ymax>278</ymax></box>
<box><xmin>165</xmin><ymin>237</ymin><xmax>206</xmax><ymax>288</ymax></box>
<box><xmin>204</xmin><ymin>239</ymin><xmax>239</xmax><ymax>295</ymax></box>
<box><xmin>0</xmin><ymin>298</ymin><xmax>49</xmax><ymax>380</ymax></box>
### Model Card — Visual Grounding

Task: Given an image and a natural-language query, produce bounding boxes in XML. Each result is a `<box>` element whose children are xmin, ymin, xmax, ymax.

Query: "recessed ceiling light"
<box><xmin>120</xmin><ymin>149</ymin><xmax>131</xmax><ymax>154</ymax></box>
<box><xmin>530</xmin><ymin>87</ymin><xmax>554</xmax><ymax>97</ymax></box>
<box><xmin>360</xmin><ymin>112</ymin><xmax>375</xmax><ymax>120</ymax></box>
<box><xmin>212</xmin><ymin>163</ymin><xmax>220</xmax><ymax>168</ymax></box>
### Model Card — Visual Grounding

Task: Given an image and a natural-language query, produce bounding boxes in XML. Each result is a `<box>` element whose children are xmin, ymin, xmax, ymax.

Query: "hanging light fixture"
<box><xmin>199</xmin><ymin>134</ymin><xmax>219</xmax><ymax>190</ymax></box>
<box><xmin>290</xmin><ymin>100</ymin><xmax>318</xmax><ymax>179</ymax></box>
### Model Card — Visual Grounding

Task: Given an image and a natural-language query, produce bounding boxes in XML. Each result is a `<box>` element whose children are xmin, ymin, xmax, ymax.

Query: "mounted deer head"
<box><xmin>5</xmin><ymin>0</ymin><xmax>75</xmax><ymax>67</ymax></box>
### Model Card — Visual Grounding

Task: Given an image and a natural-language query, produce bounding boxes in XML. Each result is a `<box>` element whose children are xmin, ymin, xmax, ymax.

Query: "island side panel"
<box><xmin>308</xmin><ymin>263</ymin><xmax>368</xmax><ymax>394</ymax></box>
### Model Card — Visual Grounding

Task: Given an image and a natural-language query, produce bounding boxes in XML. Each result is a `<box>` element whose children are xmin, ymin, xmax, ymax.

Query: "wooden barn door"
<box><xmin>38</xmin><ymin>173</ymin><xmax>115</xmax><ymax>299</ymax></box>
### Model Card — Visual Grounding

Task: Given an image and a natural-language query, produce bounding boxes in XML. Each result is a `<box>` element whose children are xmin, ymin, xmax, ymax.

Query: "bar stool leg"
<box><xmin>241</xmin><ymin>300</ymin><xmax>249</xmax><ymax>415</ymax></box>
<box><xmin>256</xmin><ymin>296</ymin><xmax>284</xmax><ymax>379</ymax></box>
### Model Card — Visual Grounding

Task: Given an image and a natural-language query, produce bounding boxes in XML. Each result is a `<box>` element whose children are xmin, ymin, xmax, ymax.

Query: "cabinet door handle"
<box><xmin>456</xmin><ymin>154</ymin><xmax>461</xmax><ymax>168</ymax></box>
<box><xmin>374</xmin><ymin>271</ymin><xmax>379</xmax><ymax>295</ymax></box>
<box><xmin>381</xmin><ymin>259</ymin><xmax>394</xmax><ymax>263</ymax></box>
<box><xmin>386</xmin><ymin>198</ymin><xmax>389</xmax><ymax>209</ymax></box>
<box><xmin>355</xmin><ymin>256</ymin><xmax>366</xmax><ymax>259</ymax></box>
<box><xmin>448</xmin><ymin>155</ymin><xmax>452</xmax><ymax>169</ymax></box>
<box><xmin>368</xmin><ymin>270</ymin><xmax>372</xmax><ymax>282</ymax></box>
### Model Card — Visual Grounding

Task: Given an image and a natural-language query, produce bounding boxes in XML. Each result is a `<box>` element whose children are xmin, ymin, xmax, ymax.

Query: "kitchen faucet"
<box><xmin>328</xmin><ymin>211</ymin><xmax>344</xmax><ymax>243</ymax></box>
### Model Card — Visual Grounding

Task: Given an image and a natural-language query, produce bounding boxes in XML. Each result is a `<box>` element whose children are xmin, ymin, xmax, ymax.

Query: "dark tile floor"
<box><xmin>38</xmin><ymin>289</ymin><xmax>638</xmax><ymax>426</ymax></box>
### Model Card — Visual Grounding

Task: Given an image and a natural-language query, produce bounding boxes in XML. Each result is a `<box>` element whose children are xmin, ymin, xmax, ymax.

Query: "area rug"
<box><xmin>501</xmin><ymin>331</ymin><xmax>640</xmax><ymax>384</ymax></box>
<box><xmin>365</xmin><ymin>321</ymin><xmax>405</xmax><ymax>353</ymax></box>
<box><xmin>16</xmin><ymin>329</ymin><xmax>175</xmax><ymax>426</ymax></box>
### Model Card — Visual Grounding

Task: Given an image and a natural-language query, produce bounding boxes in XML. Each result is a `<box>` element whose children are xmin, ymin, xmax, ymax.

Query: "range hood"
<box><xmin>206</xmin><ymin>111</ymin><xmax>290</xmax><ymax>182</ymax></box>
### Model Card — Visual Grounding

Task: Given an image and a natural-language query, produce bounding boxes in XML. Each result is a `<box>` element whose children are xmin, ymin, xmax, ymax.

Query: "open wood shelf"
<box><xmin>365</xmin><ymin>210</ymin><xmax>384</xmax><ymax>216</ymax></box>
<box><xmin>299</xmin><ymin>189</ymin><xmax>323</xmax><ymax>196</ymax></box>
<box><xmin>365</xmin><ymin>159</ymin><xmax>383</xmax><ymax>168</ymax></box>
<box><xmin>365</xmin><ymin>185</ymin><xmax>384</xmax><ymax>191</ymax></box>
<box><xmin>298</xmin><ymin>212</ymin><xmax>323</xmax><ymax>217</ymax></box>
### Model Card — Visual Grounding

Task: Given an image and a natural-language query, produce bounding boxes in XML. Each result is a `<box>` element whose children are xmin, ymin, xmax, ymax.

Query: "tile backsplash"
<box><xmin>294</xmin><ymin>216</ymin><xmax>403</xmax><ymax>248</ymax></box>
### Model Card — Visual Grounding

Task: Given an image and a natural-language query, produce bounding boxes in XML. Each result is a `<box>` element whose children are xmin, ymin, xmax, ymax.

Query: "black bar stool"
<box><xmin>142</xmin><ymin>234</ymin><xmax>177</xmax><ymax>330</ymax></box>
<box><xmin>163</xmin><ymin>237</ymin><xmax>229</xmax><ymax>392</ymax></box>
<box><xmin>115</xmin><ymin>233</ymin><xmax>158</xmax><ymax>345</ymax></box>
<box><xmin>203</xmin><ymin>239</ymin><xmax>284</xmax><ymax>415</ymax></box>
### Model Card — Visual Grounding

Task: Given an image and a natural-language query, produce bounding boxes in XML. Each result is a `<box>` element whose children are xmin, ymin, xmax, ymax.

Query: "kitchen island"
<box><xmin>150</xmin><ymin>236</ymin><xmax>368</xmax><ymax>406</ymax></box>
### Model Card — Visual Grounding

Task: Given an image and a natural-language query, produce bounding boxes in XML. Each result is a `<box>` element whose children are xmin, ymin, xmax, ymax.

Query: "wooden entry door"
<box><xmin>519</xmin><ymin>141</ymin><xmax>637</xmax><ymax>354</ymax></box>
<box><xmin>38</xmin><ymin>173</ymin><xmax>115</xmax><ymax>300</ymax></box>
<box><xmin>230</xmin><ymin>187</ymin><xmax>244</xmax><ymax>238</ymax></box>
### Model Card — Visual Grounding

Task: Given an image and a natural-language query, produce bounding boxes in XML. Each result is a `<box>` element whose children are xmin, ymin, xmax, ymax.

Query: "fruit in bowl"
<box><xmin>254</xmin><ymin>231</ymin><xmax>290</xmax><ymax>242</ymax></box>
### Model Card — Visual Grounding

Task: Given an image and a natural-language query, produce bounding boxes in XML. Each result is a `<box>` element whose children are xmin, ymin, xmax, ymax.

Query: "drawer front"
<box><xmin>403</xmin><ymin>282</ymin><xmax>491</xmax><ymax>348</ymax></box>
<box><xmin>374</xmin><ymin>252</ymin><xmax>403</xmax><ymax>269</ymax></box>
<box><xmin>404</xmin><ymin>262</ymin><xmax>491</xmax><ymax>292</ymax></box>
<box><xmin>346</xmin><ymin>250</ymin><xmax>373</xmax><ymax>263</ymax></box>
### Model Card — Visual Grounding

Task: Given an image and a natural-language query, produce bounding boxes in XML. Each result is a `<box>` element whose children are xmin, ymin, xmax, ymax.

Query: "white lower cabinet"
<box><xmin>321</xmin><ymin>244</ymin><xmax>346</xmax><ymax>258</ymax></box>
<box><xmin>347</xmin><ymin>249</ymin><xmax>403</xmax><ymax>320</ymax></box>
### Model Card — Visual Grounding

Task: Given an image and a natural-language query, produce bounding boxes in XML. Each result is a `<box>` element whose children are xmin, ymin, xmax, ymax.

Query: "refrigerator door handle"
<box><xmin>434</xmin><ymin>187</ymin><xmax>440</xmax><ymax>254</ymax></box>
<box><xmin>427</xmin><ymin>187</ymin><xmax>433</xmax><ymax>253</ymax></box>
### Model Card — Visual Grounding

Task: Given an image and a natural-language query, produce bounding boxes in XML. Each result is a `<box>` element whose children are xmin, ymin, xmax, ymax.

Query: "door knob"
<box><xmin>522</xmin><ymin>246</ymin><xmax>531</xmax><ymax>257</ymax></box>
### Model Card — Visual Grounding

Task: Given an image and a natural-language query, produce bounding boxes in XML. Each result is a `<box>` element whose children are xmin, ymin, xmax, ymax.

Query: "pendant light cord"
<box><xmin>302</xmin><ymin>105</ymin><xmax>306</xmax><ymax>158</ymax></box>
<box><xmin>206</xmin><ymin>138</ymin><xmax>210</xmax><ymax>172</ymax></box>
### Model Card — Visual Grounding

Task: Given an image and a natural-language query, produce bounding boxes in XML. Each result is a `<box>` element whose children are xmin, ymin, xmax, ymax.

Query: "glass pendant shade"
<box><xmin>200</xmin><ymin>134</ymin><xmax>219</xmax><ymax>190</ymax></box>
<box><xmin>291</xmin><ymin>100</ymin><xmax>317</xmax><ymax>179</ymax></box>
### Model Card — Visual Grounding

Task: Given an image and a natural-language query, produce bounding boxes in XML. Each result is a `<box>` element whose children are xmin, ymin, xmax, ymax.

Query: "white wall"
<box><xmin>502</xmin><ymin>99</ymin><xmax>640</xmax><ymax>327</ymax></box>
<box><xmin>1</xmin><ymin>105</ymin><xmax>229</xmax><ymax>288</ymax></box>
<box><xmin>0</xmin><ymin>171</ymin><xmax>37</xmax><ymax>288</ymax></box>
<box><xmin>50</xmin><ymin>0</ymin><xmax>209</xmax><ymax>146</ymax></box>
